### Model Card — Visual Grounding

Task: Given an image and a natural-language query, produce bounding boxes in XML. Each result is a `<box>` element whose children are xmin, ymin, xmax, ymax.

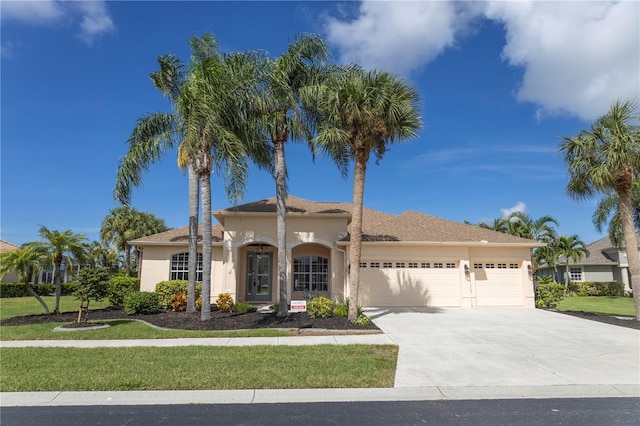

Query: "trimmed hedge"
<box><xmin>108</xmin><ymin>276</ymin><xmax>140</xmax><ymax>306</ymax></box>
<box><xmin>567</xmin><ymin>281</ymin><xmax>624</xmax><ymax>297</ymax></box>
<box><xmin>0</xmin><ymin>282</ymin><xmax>55</xmax><ymax>298</ymax></box>
<box><xmin>124</xmin><ymin>292</ymin><xmax>160</xmax><ymax>315</ymax></box>
<box><xmin>535</xmin><ymin>282</ymin><xmax>565</xmax><ymax>309</ymax></box>
<box><xmin>155</xmin><ymin>280</ymin><xmax>202</xmax><ymax>309</ymax></box>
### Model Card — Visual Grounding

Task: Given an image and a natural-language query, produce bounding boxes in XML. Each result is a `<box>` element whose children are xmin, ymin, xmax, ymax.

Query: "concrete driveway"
<box><xmin>369</xmin><ymin>307</ymin><xmax>639</xmax><ymax>393</ymax></box>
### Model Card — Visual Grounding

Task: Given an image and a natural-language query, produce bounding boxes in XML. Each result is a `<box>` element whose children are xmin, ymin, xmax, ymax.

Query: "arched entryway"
<box><xmin>242</xmin><ymin>243</ymin><xmax>275</xmax><ymax>302</ymax></box>
<box><xmin>291</xmin><ymin>243</ymin><xmax>331</xmax><ymax>299</ymax></box>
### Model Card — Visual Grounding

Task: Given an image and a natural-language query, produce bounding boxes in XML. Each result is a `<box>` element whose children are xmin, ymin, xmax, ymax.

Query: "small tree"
<box><xmin>73</xmin><ymin>267</ymin><xmax>111</xmax><ymax>323</ymax></box>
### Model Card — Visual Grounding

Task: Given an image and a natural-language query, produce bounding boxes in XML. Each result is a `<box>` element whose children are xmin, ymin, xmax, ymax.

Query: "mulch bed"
<box><xmin>551</xmin><ymin>309</ymin><xmax>640</xmax><ymax>330</ymax></box>
<box><xmin>0</xmin><ymin>307</ymin><xmax>380</xmax><ymax>331</ymax></box>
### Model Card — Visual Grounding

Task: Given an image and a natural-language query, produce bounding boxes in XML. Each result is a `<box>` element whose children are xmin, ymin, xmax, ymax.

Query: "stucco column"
<box><xmin>523</xmin><ymin>260</ymin><xmax>535</xmax><ymax>308</ymax></box>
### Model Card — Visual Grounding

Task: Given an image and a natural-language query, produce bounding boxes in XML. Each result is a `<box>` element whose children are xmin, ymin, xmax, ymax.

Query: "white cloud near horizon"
<box><xmin>500</xmin><ymin>201</ymin><xmax>527</xmax><ymax>218</ymax></box>
<box><xmin>324</xmin><ymin>0</ymin><xmax>639</xmax><ymax>122</ymax></box>
<box><xmin>1</xmin><ymin>0</ymin><xmax>115</xmax><ymax>45</ymax></box>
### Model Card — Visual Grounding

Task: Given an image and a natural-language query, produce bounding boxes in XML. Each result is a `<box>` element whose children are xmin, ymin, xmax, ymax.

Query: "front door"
<box><xmin>245</xmin><ymin>251</ymin><xmax>272</xmax><ymax>302</ymax></box>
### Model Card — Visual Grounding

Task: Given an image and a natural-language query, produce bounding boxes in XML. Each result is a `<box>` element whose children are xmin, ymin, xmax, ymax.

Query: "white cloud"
<box><xmin>1</xmin><ymin>0</ymin><xmax>115</xmax><ymax>45</ymax></box>
<box><xmin>324</xmin><ymin>1</ymin><xmax>482</xmax><ymax>76</ymax></box>
<box><xmin>500</xmin><ymin>201</ymin><xmax>527</xmax><ymax>218</ymax></box>
<box><xmin>485</xmin><ymin>0</ymin><xmax>639</xmax><ymax>121</ymax></box>
<box><xmin>324</xmin><ymin>1</ymin><xmax>639</xmax><ymax>121</ymax></box>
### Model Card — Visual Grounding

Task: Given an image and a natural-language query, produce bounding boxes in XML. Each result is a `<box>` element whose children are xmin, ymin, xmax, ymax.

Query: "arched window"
<box><xmin>170</xmin><ymin>252</ymin><xmax>203</xmax><ymax>281</ymax></box>
<box><xmin>293</xmin><ymin>255</ymin><xmax>329</xmax><ymax>292</ymax></box>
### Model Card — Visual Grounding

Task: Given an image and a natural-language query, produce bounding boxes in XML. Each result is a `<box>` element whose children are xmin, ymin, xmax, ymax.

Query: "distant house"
<box><xmin>0</xmin><ymin>240</ymin><xmax>20</xmax><ymax>282</ymax></box>
<box><xmin>131</xmin><ymin>196</ymin><xmax>543</xmax><ymax>308</ymax></box>
<box><xmin>537</xmin><ymin>233</ymin><xmax>638</xmax><ymax>293</ymax></box>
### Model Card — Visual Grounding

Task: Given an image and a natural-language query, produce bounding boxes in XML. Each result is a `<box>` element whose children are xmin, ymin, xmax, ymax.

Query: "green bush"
<box><xmin>0</xmin><ymin>282</ymin><xmax>26</xmax><ymax>298</ymax></box>
<box><xmin>536</xmin><ymin>282</ymin><xmax>565</xmax><ymax>309</ymax></box>
<box><xmin>60</xmin><ymin>282</ymin><xmax>77</xmax><ymax>296</ymax></box>
<box><xmin>333</xmin><ymin>298</ymin><xmax>363</xmax><ymax>317</ymax></box>
<box><xmin>307</xmin><ymin>296</ymin><xmax>335</xmax><ymax>319</ymax></box>
<box><xmin>352</xmin><ymin>314</ymin><xmax>371</xmax><ymax>326</ymax></box>
<box><xmin>124</xmin><ymin>292</ymin><xmax>160</xmax><ymax>315</ymax></box>
<box><xmin>108</xmin><ymin>276</ymin><xmax>140</xmax><ymax>306</ymax></box>
<box><xmin>567</xmin><ymin>281</ymin><xmax>624</xmax><ymax>297</ymax></box>
<box><xmin>216</xmin><ymin>292</ymin><xmax>234</xmax><ymax>312</ymax></box>
<box><xmin>233</xmin><ymin>302</ymin><xmax>257</xmax><ymax>313</ymax></box>
<box><xmin>155</xmin><ymin>280</ymin><xmax>202</xmax><ymax>309</ymax></box>
<box><xmin>35</xmin><ymin>283</ymin><xmax>55</xmax><ymax>296</ymax></box>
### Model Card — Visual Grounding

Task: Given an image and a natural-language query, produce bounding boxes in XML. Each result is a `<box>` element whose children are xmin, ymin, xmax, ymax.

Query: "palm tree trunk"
<box><xmin>275</xmin><ymin>141</ymin><xmax>288</xmax><ymax>317</ymax></box>
<box><xmin>25</xmin><ymin>281</ymin><xmax>50</xmax><ymax>315</ymax></box>
<box><xmin>200</xmin><ymin>172</ymin><xmax>212</xmax><ymax>321</ymax></box>
<box><xmin>124</xmin><ymin>242</ymin><xmax>131</xmax><ymax>277</ymax></box>
<box><xmin>53</xmin><ymin>258</ymin><xmax>62</xmax><ymax>314</ymax></box>
<box><xmin>617</xmin><ymin>178</ymin><xmax>640</xmax><ymax>320</ymax></box>
<box><xmin>564</xmin><ymin>260</ymin><xmax>570</xmax><ymax>297</ymax></box>
<box><xmin>187</xmin><ymin>164</ymin><xmax>199</xmax><ymax>313</ymax></box>
<box><xmin>348</xmin><ymin>154</ymin><xmax>367</xmax><ymax>321</ymax></box>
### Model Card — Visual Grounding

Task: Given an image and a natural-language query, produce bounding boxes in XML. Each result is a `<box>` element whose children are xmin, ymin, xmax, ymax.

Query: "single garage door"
<box><xmin>359</xmin><ymin>261</ymin><xmax>461</xmax><ymax>307</ymax></box>
<box><xmin>474</xmin><ymin>262</ymin><xmax>523</xmax><ymax>306</ymax></box>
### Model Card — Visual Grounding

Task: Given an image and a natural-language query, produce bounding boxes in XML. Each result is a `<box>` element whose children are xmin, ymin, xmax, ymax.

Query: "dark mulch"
<box><xmin>551</xmin><ymin>309</ymin><xmax>639</xmax><ymax>330</ymax></box>
<box><xmin>0</xmin><ymin>307</ymin><xmax>380</xmax><ymax>332</ymax></box>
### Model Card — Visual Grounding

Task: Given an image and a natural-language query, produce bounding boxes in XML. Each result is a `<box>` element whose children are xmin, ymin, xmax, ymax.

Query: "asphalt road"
<box><xmin>2</xmin><ymin>398</ymin><xmax>638</xmax><ymax>426</ymax></box>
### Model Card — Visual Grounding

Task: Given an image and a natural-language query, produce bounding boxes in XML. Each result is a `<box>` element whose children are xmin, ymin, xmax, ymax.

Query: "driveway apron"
<box><xmin>369</xmin><ymin>307</ymin><xmax>640</xmax><ymax>389</ymax></box>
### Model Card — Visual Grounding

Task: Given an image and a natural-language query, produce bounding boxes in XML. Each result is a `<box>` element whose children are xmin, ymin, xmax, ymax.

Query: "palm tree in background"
<box><xmin>33</xmin><ymin>226</ymin><xmax>87</xmax><ymax>313</ymax></box>
<box><xmin>0</xmin><ymin>244</ymin><xmax>49</xmax><ymax>314</ymax></box>
<box><xmin>254</xmin><ymin>34</ymin><xmax>329</xmax><ymax>317</ymax></box>
<box><xmin>592</xmin><ymin>179</ymin><xmax>640</xmax><ymax>248</ymax></box>
<box><xmin>556</xmin><ymin>234</ymin><xmax>590</xmax><ymax>296</ymax></box>
<box><xmin>310</xmin><ymin>65</ymin><xmax>421</xmax><ymax>320</ymax></box>
<box><xmin>560</xmin><ymin>99</ymin><xmax>640</xmax><ymax>319</ymax></box>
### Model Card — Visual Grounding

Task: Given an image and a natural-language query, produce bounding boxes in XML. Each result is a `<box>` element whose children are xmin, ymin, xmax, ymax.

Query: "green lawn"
<box><xmin>0</xmin><ymin>345</ymin><xmax>398</xmax><ymax>391</ymax></box>
<box><xmin>555</xmin><ymin>296</ymin><xmax>636</xmax><ymax>317</ymax></box>
<box><xmin>0</xmin><ymin>296</ymin><xmax>111</xmax><ymax>320</ymax></box>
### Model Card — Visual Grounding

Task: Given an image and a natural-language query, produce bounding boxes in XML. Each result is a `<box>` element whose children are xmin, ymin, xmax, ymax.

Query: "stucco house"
<box><xmin>131</xmin><ymin>196</ymin><xmax>543</xmax><ymax>308</ymax></box>
<box><xmin>0</xmin><ymin>240</ymin><xmax>20</xmax><ymax>282</ymax></box>
<box><xmin>536</xmin><ymin>233</ymin><xmax>638</xmax><ymax>293</ymax></box>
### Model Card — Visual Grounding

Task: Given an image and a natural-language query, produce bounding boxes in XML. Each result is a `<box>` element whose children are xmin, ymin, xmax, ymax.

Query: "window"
<box><xmin>485</xmin><ymin>263</ymin><xmax>495</xmax><ymax>269</ymax></box>
<box><xmin>359</xmin><ymin>262</ymin><xmax>367</xmax><ymax>268</ymax></box>
<box><xmin>446</xmin><ymin>262</ymin><xmax>456</xmax><ymax>269</ymax></box>
<box><xmin>370</xmin><ymin>262</ymin><xmax>380</xmax><ymax>268</ymax></box>
<box><xmin>383</xmin><ymin>262</ymin><xmax>393</xmax><ymax>268</ymax></box>
<box><xmin>498</xmin><ymin>263</ymin><xmax>507</xmax><ymax>269</ymax></box>
<box><xmin>293</xmin><ymin>256</ymin><xmax>329</xmax><ymax>292</ymax></box>
<box><xmin>421</xmin><ymin>262</ymin><xmax>431</xmax><ymax>268</ymax></box>
<box><xmin>434</xmin><ymin>262</ymin><xmax>443</xmax><ymax>268</ymax></box>
<box><xmin>170</xmin><ymin>252</ymin><xmax>203</xmax><ymax>281</ymax></box>
<box><xmin>509</xmin><ymin>263</ymin><xmax>519</xmax><ymax>269</ymax></box>
<box><xmin>408</xmin><ymin>262</ymin><xmax>418</xmax><ymax>268</ymax></box>
<box><xmin>569</xmin><ymin>267</ymin><xmax>583</xmax><ymax>282</ymax></box>
<box><xmin>473</xmin><ymin>263</ymin><xmax>483</xmax><ymax>269</ymax></box>
<box><xmin>396</xmin><ymin>262</ymin><xmax>405</xmax><ymax>268</ymax></box>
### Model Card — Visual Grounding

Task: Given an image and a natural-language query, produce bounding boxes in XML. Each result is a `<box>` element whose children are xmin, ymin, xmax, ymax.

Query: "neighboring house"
<box><xmin>131</xmin><ymin>196</ymin><xmax>543</xmax><ymax>308</ymax></box>
<box><xmin>0</xmin><ymin>240</ymin><xmax>20</xmax><ymax>282</ymax></box>
<box><xmin>537</xmin><ymin>234</ymin><xmax>638</xmax><ymax>293</ymax></box>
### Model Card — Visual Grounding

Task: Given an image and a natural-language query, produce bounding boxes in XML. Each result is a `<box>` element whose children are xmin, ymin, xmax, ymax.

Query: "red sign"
<box><xmin>290</xmin><ymin>300</ymin><xmax>307</xmax><ymax>312</ymax></box>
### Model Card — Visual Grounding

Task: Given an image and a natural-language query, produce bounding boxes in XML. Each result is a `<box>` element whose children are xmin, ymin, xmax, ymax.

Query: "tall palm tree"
<box><xmin>505</xmin><ymin>212</ymin><xmax>559</xmax><ymax>243</ymax></box>
<box><xmin>0</xmin><ymin>244</ymin><xmax>49</xmax><ymax>314</ymax></box>
<box><xmin>100</xmin><ymin>206</ymin><xmax>169</xmax><ymax>276</ymax></box>
<box><xmin>254</xmin><ymin>34</ymin><xmax>329</xmax><ymax>317</ymax></box>
<box><xmin>592</xmin><ymin>179</ymin><xmax>640</xmax><ymax>248</ymax></box>
<box><xmin>556</xmin><ymin>235</ymin><xmax>590</xmax><ymax>296</ymax></box>
<box><xmin>34</xmin><ymin>226</ymin><xmax>87</xmax><ymax>313</ymax></box>
<box><xmin>311</xmin><ymin>65</ymin><xmax>421</xmax><ymax>320</ymax></box>
<box><xmin>560</xmin><ymin>99</ymin><xmax>640</xmax><ymax>319</ymax></box>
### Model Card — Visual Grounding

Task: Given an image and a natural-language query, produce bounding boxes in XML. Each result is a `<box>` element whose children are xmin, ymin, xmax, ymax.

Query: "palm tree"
<box><xmin>254</xmin><ymin>34</ymin><xmax>329</xmax><ymax>317</ymax></box>
<box><xmin>0</xmin><ymin>244</ymin><xmax>49</xmax><ymax>314</ymax></box>
<box><xmin>556</xmin><ymin>235</ymin><xmax>590</xmax><ymax>296</ymax></box>
<box><xmin>560</xmin><ymin>99</ymin><xmax>640</xmax><ymax>319</ymax></box>
<box><xmin>311</xmin><ymin>65</ymin><xmax>421</xmax><ymax>320</ymax></box>
<box><xmin>33</xmin><ymin>226</ymin><xmax>87</xmax><ymax>313</ymax></box>
<box><xmin>100</xmin><ymin>206</ymin><xmax>169</xmax><ymax>276</ymax></box>
<box><xmin>592</xmin><ymin>179</ymin><xmax>640</xmax><ymax>248</ymax></box>
<box><xmin>505</xmin><ymin>212</ymin><xmax>559</xmax><ymax>243</ymax></box>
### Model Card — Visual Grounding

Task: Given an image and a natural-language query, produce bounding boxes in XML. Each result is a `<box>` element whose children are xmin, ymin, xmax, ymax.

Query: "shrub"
<box><xmin>73</xmin><ymin>268</ymin><xmax>111</xmax><ymax>323</ymax></box>
<box><xmin>124</xmin><ymin>292</ymin><xmax>160</xmax><ymax>315</ymax></box>
<box><xmin>0</xmin><ymin>282</ymin><xmax>27</xmax><ymax>298</ymax></box>
<box><xmin>216</xmin><ymin>292</ymin><xmax>234</xmax><ymax>312</ymax></box>
<box><xmin>536</xmin><ymin>275</ymin><xmax>555</xmax><ymax>285</ymax></box>
<box><xmin>333</xmin><ymin>298</ymin><xmax>363</xmax><ymax>317</ymax></box>
<box><xmin>171</xmin><ymin>293</ymin><xmax>187</xmax><ymax>312</ymax></box>
<box><xmin>567</xmin><ymin>281</ymin><xmax>624</xmax><ymax>297</ymax></box>
<box><xmin>535</xmin><ymin>282</ymin><xmax>565</xmax><ymax>309</ymax></box>
<box><xmin>155</xmin><ymin>280</ymin><xmax>202</xmax><ymax>309</ymax></box>
<box><xmin>35</xmin><ymin>283</ymin><xmax>55</xmax><ymax>296</ymax></box>
<box><xmin>233</xmin><ymin>302</ymin><xmax>257</xmax><ymax>313</ymax></box>
<box><xmin>108</xmin><ymin>276</ymin><xmax>140</xmax><ymax>307</ymax></box>
<box><xmin>195</xmin><ymin>296</ymin><xmax>202</xmax><ymax>311</ymax></box>
<box><xmin>307</xmin><ymin>296</ymin><xmax>335</xmax><ymax>318</ymax></box>
<box><xmin>352</xmin><ymin>314</ymin><xmax>371</xmax><ymax>326</ymax></box>
<box><xmin>60</xmin><ymin>282</ymin><xmax>77</xmax><ymax>296</ymax></box>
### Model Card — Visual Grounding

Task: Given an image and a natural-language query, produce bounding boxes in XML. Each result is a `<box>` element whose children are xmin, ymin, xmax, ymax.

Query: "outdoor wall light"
<box><xmin>464</xmin><ymin>264</ymin><xmax>470</xmax><ymax>276</ymax></box>
<box><xmin>527</xmin><ymin>264</ymin><xmax>533</xmax><ymax>279</ymax></box>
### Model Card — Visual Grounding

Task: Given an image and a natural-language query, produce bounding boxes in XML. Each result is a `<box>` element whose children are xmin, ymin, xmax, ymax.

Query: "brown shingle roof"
<box><xmin>576</xmin><ymin>233</ymin><xmax>640</xmax><ymax>265</ymax></box>
<box><xmin>216</xmin><ymin>196</ymin><xmax>350</xmax><ymax>215</ymax></box>
<box><xmin>130</xmin><ymin>224</ymin><xmax>224</xmax><ymax>245</ymax></box>
<box><xmin>0</xmin><ymin>240</ymin><xmax>20</xmax><ymax>253</ymax></box>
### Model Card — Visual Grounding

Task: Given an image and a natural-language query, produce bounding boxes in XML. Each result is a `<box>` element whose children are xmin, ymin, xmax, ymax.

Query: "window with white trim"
<box><xmin>293</xmin><ymin>255</ymin><xmax>329</xmax><ymax>292</ymax></box>
<box><xmin>569</xmin><ymin>267</ymin><xmax>583</xmax><ymax>282</ymax></box>
<box><xmin>473</xmin><ymin>263</ymin><xmax>483</xmax><ymax>269</ymax></box>
<box><xmin>408</xmin><ymin>262</ymin><xmax>418</xmax><ymax>268</ymax></box>
<box><xmin>359</xmin><ymin>262</ymin><xmax>367</xmax><ymax>268</ymax></box>
<box><xmin>446</xmin><ymin>262</ymin><xmax>456</xmax><ymax>269</ymax></box>
<box><xmin>509</xmin><ymin>263</ymin><xmax>519</xmax><ymax>269</ymax></box>
<box><xmin>485</xmin><ymin>263</ymin><xmax>495</xmax><ymax>269</ymax></box>
<box><xmin>170</xmin><ymin>252</ymin><xmax>203</xmax><ymax>281</ymax></box>
<box><xmin>370</xmin><ymin>262</ymin><xmax>380</xmax><ymax>268</ymax></box>
<box><xmin>434</xmin><ymin>262</ymin><xmax>443</xmax><ymax>268</ymax></box>
<box><xmin>383</xmin><ymin>262</ymin><xmax>393</xmax><ymax>268</ymax></box>
<box><xmin>421</xmin><ymin>262</ymin><xmax>431</xmax><ymax>268</ymax></box>
<box><xmin>498</xmin><ymin>263</ymin><xmax>507</xmax><ymax>269</ymax></box>
<box><xmin>396</xmin><ymin>262</ymin><xmax>405</xmax><ymax>268</ymax></box>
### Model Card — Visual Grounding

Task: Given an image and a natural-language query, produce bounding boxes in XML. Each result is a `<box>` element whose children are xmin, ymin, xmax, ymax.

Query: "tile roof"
<box><xmin>0</xmin><ymin>240</ymin><xmax>20</xmax><ymax>253</ymax></box>
<box><xmin>129</xmin><ymin>224</ymin><xmax>224</xmax><ymax>245</ymax></box>
<box><xmin>133</xmin><ymin>196</ymin><xmax>542</xmax><ymax>246</ymax></box>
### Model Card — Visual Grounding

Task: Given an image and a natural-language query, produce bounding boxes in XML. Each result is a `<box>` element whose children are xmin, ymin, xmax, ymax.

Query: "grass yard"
<box><xmin>555</xmin><ymin>296</ymin><xmax>636</xmax><ymax>317</ymax></box>
<box><xmin>0</xmin><ymin>345</ymin><xmax>398</xmax><ymax>392</ymax></box>
<box><xmin>0</xmin><ymin>296</ymin><xmax>111</xmax><ymax>321</ymax></box>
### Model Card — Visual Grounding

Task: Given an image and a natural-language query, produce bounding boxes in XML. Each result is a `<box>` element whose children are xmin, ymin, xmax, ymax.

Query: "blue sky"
<box><xmin>1</xmin><ymin>0</ymin><xmax>638</xmax><ymax>247</ymax></box>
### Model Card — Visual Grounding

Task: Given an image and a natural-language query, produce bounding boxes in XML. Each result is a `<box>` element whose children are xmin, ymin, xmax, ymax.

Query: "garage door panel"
<box><xmin>476</xmin><ymin>270</ymin><xmax>522</xmax><ymax>306</ymax></box>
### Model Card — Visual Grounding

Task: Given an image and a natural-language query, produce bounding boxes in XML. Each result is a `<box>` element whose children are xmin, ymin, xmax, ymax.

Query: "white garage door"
<box><xmin>359</xmin><ymin>262</ymin><xmax>461</xmax><ymax>307</ymax></box>
<box><xmin>474</xmin><ymin>262</ymin><xmax>523</xmax><ymax>306</ymax></box>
